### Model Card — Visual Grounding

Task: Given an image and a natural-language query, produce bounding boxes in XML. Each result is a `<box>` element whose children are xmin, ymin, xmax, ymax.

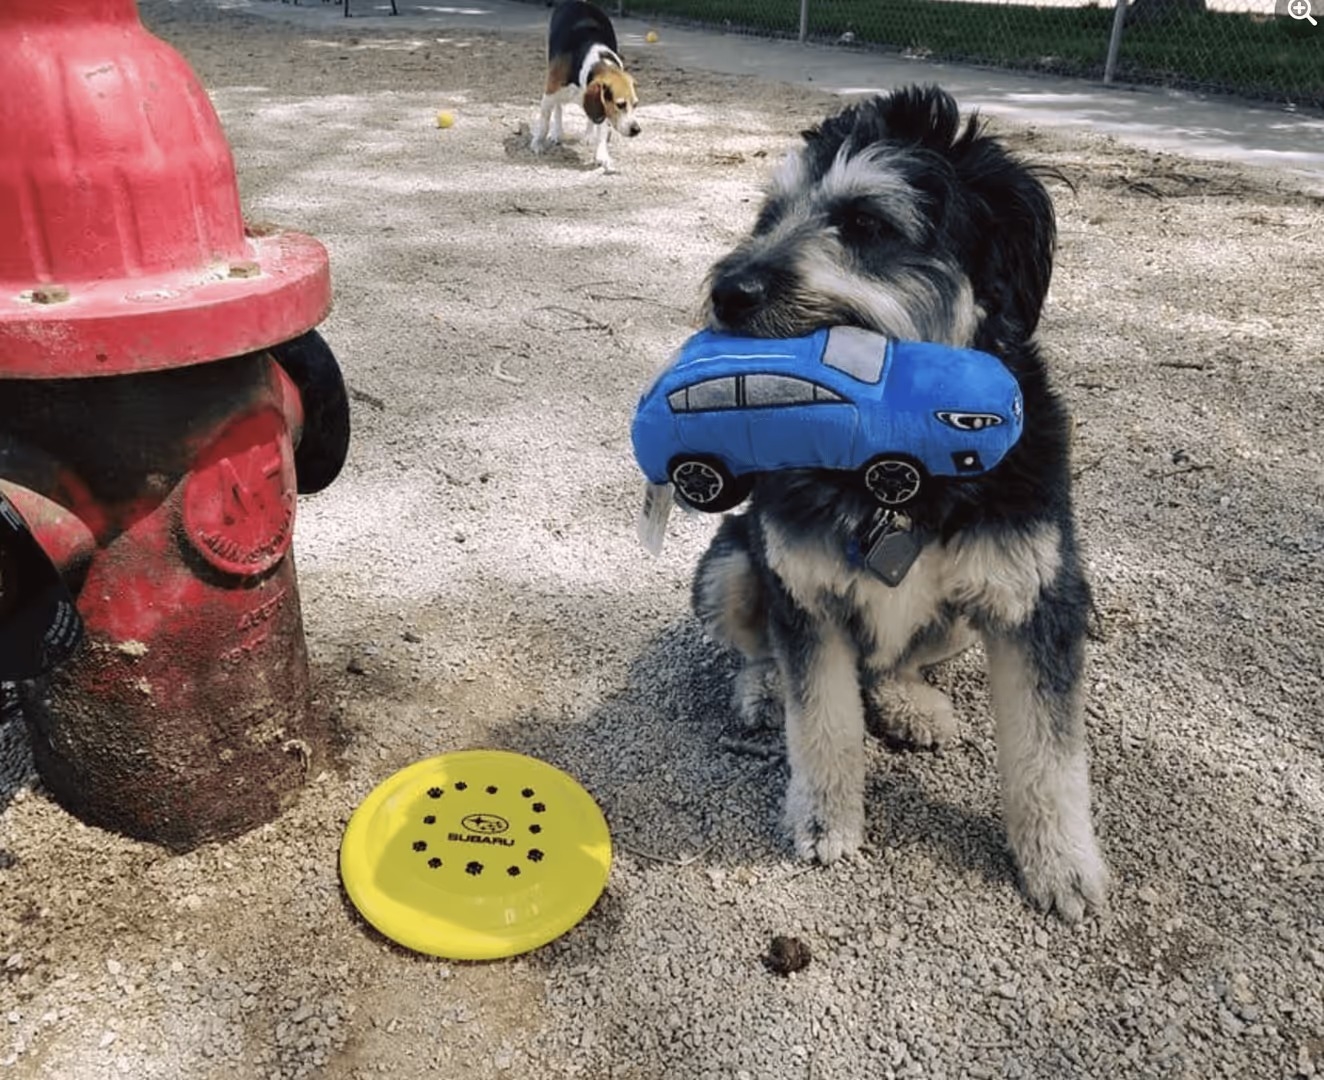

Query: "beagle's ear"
<box><xmin>583</xmin><ymin>82</ymin><xmax>606</xmax><ymax>124</ymax></box>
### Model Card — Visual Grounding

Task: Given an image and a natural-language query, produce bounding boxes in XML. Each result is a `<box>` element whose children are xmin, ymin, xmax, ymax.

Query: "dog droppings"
<box><xmin>765</xmin><ymin>935</ymin><xmax>812</xmax><ymax>976</ymax></box>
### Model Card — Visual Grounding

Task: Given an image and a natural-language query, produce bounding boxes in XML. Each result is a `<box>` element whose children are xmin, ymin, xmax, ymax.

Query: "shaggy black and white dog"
<box><xmin>692</xmin><ymin>86</ymin><xmax>1108</xmax><ymax>921</ymax></box>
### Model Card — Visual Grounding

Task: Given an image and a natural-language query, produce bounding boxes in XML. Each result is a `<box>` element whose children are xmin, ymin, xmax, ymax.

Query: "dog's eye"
<box><xmin>834</xmin><ymin>204</ymin><xmax>895</xmax><ymax>244</ymax></box>
<box><xmin>847</xmin><ymin>210</ymin><xmax>879</xmax><ymax>234</ymax></box>
<box><xmin>603</xmin><ymin>86</ymin><xmax>614</xmax><ymax>104</ymax></box>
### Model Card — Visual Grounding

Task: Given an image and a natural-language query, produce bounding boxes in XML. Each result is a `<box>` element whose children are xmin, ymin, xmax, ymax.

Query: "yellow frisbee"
<box><xmin>340</xmin><ymin>750</ymin><xmax>612</xmax><ymax>960</ymax></box>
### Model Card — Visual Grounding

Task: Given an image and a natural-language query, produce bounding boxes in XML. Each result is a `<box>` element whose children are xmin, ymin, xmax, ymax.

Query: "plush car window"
<box><xmin>744</xmin><ymin>374</ymin><xmax>817</xmax><ymax>406</ymax></box>
<box><xmin>821</xmin><ymin>326</ymin><xmax>887</xmax><ymax>383</ymax></box>
<box><xmin>684</xmin><ymin>377</ymin><xmax>739</xmax><ymax>411</ymax></box>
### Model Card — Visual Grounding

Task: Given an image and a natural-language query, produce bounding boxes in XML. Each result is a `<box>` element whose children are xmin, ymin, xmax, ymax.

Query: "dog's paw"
<box><xmin>1015</xmin><ymin>833</ymin><xmax>1110</xmax><ymax>923</ymax></box>
<box><xmin>734</xmin><ymin>662</ymin><xmax>782</xmax><ymax>732</ymax></box>
<box><xmin>794</xmin><ymin>822</ymin><xmax>863</xmax><ymax>864</ymax></box>
<box><xmin>785</xmin><ymin>778</ymin><xmax>864</xmax><ymax>864</ymax></box>
<box><xmin>869</xmin><ymin>680</ymin><xmax>958</xmax><ymax>751</ymax></box>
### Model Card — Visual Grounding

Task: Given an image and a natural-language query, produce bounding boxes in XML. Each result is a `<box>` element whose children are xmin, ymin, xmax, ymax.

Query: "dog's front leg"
<box><xmin>773</xmin><ymin>613</ymin><xmax>867</xmax><ymax>863</ymax></box>
<box><xmin>532</xmin><ymin>95</ymin><xmax>555</xmax><ymax>152</ymax></box>
<box><xmin>983</xmin><ymin>620</ymin><xmax>1109</xmax><ymax>922</ymax></box>
<box><xmin>592</xmin><ymin>120</ymin><xmax>614</xmax><ymax>172</ymax></box>
<box><xmin>867</xmin><ymin>620</ymin><xmax>976</xmax><ymax>749</ymax></box>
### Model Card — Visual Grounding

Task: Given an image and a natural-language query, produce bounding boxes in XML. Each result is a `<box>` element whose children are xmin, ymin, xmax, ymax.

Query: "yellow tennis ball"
<box><xmin>436</xmin><ymin>110</ymin><xmax>455</xmax><ymax>129</ymax></box>
<box><xmin>645</xmin><ymin>29</ymin><xmax>658</xmax><ymax>43</ymax></box>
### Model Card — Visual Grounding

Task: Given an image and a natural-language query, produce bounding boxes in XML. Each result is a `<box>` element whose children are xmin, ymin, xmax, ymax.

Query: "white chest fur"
<box><xmin>761</xmin><ymin>517</ymin><xmax>1062</xmax><ymax>667</ymax></box>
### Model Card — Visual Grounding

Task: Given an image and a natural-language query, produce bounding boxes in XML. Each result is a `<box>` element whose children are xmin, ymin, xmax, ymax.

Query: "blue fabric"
<box><xmin>632</xmin><ymin>328</ymin><xmax>1024</xmax><ymax>487</ymax></box>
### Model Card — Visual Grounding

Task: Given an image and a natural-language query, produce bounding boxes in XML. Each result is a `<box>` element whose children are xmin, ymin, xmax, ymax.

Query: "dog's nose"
<box><xmin>710</xmin><ymin>272</ymin><xmax>766</xmax><ymax>326</ymax></box>
<box><xmin>627</xmin><ymin>123</ymin><xmax>640</xmax><ymax>137</ymax></box>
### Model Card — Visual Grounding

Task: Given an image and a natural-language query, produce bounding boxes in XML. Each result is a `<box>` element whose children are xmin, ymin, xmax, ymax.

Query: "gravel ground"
<box><xmin>1</xmin><ymin>2</ymin><xmax>1321</xmax><ymax>1078</ymax></box>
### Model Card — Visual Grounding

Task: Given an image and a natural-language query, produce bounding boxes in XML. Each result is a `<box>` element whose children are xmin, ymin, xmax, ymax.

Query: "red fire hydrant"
<box><xmin>0</xmin><ymin>0</ymin><xmax>350</xmax><ymax>850</ymax></box>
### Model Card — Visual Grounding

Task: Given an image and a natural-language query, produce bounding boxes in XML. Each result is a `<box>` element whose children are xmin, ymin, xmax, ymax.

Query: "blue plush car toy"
<box><xmin>631</xmin><ymin>326</ymin><xmax>1024</xmax><ymax>512</ymax></box>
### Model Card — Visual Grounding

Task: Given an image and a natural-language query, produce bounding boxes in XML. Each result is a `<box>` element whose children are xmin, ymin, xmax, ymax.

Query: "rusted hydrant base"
<box><xmin>17</xmin><ymin>581</ymin><xmax>326</xmax><ymax>852</ymax></box>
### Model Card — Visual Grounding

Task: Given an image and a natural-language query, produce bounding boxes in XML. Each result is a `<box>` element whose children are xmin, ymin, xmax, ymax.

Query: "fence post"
<box><xmin>799</xmin><ymin>0</ymin><xmax>808</xmax><ymax>42</ymax></box>
<box><xmin>1103</xmin><ymin>0</ymin><xmax>1128</xmax><ymax>83</ymax></box>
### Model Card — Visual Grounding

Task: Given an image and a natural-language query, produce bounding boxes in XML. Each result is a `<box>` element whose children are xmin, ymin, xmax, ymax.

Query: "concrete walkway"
<box><xmin>220</xmin><ymin>0</ymin><xmax>1324</xmax><ymax>189</ymax></box>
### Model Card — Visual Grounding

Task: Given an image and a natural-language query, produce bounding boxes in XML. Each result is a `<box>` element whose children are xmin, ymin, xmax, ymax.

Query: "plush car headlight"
<box><xmin>935</xmin><ymin>410</ymin><xmax>1005</xmax><ymax>432</ymax></box>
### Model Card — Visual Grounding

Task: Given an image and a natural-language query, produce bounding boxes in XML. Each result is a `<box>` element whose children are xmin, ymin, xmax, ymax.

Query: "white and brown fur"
<box><xmin>532</xmin><ymin>0</ymin><xmax>640</xmax><ymax>172</ymax></box>
<box><xmin>691</xmin><ymin>86</ymin><xmax>1109</xmax><ymax>922</ymax></box>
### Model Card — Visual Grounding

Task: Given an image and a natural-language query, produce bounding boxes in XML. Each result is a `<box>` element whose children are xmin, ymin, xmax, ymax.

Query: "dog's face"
<box><xmin>705</xmin><ymin>86</ymin><xmax>1056</xmax><ymax>352</ymax></box>
<box><xmin>584</xmin><ymin>69</ymin><xmax>640</xmax><ymax>138</ymax></box>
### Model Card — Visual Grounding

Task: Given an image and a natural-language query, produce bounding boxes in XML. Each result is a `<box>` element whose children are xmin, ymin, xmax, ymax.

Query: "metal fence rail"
<box><xmin>605</xmin><ymin>0</ymin><xmax>1320</xmax><ymax>112</ymax></box>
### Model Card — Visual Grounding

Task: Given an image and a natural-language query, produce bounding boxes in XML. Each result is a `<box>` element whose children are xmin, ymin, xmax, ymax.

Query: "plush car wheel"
<box><xmin>669</xmin><ymin>457</ymin><xmax>752</xmax><ymax>512</ymax></box>
<box><xmin>862</xmin><ymin>455</ymin><xmax>924</xmax><ymax>506</ymax></box>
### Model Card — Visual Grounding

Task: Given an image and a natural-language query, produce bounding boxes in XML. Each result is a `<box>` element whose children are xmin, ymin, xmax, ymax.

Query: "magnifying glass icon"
<box><xmin>1288</xmin><ymin>0</ymin><xmax>1318</xmax><ymax>25</ymax></box>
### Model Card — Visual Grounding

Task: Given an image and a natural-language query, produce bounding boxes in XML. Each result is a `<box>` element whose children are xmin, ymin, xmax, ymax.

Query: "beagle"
<box><xmin>531</xmin><ymin>0</ymin><xmax>640</xmax><ymax>172</ymax></box>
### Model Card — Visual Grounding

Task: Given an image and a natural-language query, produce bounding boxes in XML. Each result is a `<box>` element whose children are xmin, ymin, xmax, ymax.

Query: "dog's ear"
<box><xmin>583</xmin><ymin>81</ymin><xmax>606</xmax><ymax>124</ymax></box>
<box><xmin>961</xmin><ymin>151</ymin><xmax>1057</xmax><ymax>340</ymax></box>
<box><xmin>894</xmin><ymin>88</ymin><xmax>1057</xmax><ymax>339</ymax></box>
<box><xmin>800</xmin><ymin>86</ymin><xmax>962</xmax><ymax>166</ymax></box>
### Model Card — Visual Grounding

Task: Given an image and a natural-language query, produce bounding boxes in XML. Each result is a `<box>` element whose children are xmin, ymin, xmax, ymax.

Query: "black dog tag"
<box><xmin>855</xmin><ymin>508</ymin><xmax>922</xmax><ymax>587</ymax></box>
<box><xmin>0</xmin><ymin>491</ymin><xmax>84</xmax><ymax>680</ymax></box>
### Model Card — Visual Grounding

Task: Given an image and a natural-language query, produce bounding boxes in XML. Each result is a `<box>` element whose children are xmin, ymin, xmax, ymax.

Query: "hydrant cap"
<box><xmin>0</xmin><ymin>0</ymin><xmax>331</xmax><ymax>378</ymax></box>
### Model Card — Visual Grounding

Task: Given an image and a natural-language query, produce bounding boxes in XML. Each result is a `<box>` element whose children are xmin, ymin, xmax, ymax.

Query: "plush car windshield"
<box><xmin>820</xmin><ymin>326</ymin><xmax>888</xmax><ymax>384</ymax></box>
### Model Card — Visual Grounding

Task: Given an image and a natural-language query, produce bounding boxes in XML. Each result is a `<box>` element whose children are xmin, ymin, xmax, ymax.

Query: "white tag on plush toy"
<box><xmin>636</xmin><ymin>481</ymin><xmax>674</xmax><ymax>556</ymax></box>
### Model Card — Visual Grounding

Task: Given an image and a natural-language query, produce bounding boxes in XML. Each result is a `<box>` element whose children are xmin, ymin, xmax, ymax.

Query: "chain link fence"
<box><xmin>599</xmin><ymin>0</ymin><xmax>1320</xmax><ymax>111</ymax></box>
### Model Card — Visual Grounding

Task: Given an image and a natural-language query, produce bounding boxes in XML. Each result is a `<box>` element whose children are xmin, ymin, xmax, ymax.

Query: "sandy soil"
<box><xmin>2</xmin><ymin>2</ymin><xmax>1321</xmax><ymax>1078</ymax></box>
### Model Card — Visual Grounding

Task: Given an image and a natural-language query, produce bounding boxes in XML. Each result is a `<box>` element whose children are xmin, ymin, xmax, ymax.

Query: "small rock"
<box><xmin>99</xmin><ymin>1031</ymin><xmax>117</xmax><ymax>1049</ymax></box>
<box><xmin>402</xmin><ymin>631</ymin><xmax>423</xmax><ymax>644</ymax></box>
<box><xmin>765</xmin><ymin>935</ymin><xmax>812</xmax><ymax>976</ymax></box>
<box><xmin>105</xmin><ymin>960</ymin><xmax>122</xmax><ymax>977</ymax></box>
<box><xmin>1218</xmin><ymin>1007</ymin><xmax>1245</xmax><ymax>1038</ymax></box>
<box><xmin>346</xmin><ymin>659</ymin><xmax>367</xmax><ymax>676</ymax></box>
